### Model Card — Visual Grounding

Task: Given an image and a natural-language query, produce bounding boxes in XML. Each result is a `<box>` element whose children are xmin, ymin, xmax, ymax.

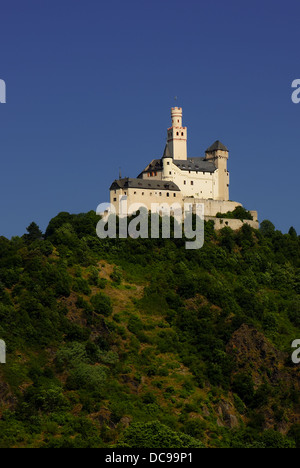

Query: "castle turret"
<box><xmin>205</xmin><ymin>140</ymin><xmax>229</xmax><ymax>201</ymax></box>
<box><xmin>167</xmin><ymin>107</ymin><xmax>187</xmax><ymax>160</ymax></box>
<box><xmin>162</xmin><ymin>143</ymin><xmax>173</xmax><ymax>179</ymax></box>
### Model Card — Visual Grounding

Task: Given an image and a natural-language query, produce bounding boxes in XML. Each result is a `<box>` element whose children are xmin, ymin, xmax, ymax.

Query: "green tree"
<box><xmin>260</xmin><ymin>220</ymin><xmax>275</xmax><ymax>237</ymax></box>
<box><xmin>24</xmin><ymin>222</ymin><xmax>43</xmax><ymax>243</ymax></box>
<box><xmin>117</xmin><ymin>421</ymin><xmax>204</xmax><ymax>448</ymax></box>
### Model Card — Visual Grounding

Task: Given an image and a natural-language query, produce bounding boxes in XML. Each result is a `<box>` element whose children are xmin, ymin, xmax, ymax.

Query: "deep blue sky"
<box><xmin>0</xmin><ymin>0</ymin><xmax>299</xmax><ymax>238</ymax></box>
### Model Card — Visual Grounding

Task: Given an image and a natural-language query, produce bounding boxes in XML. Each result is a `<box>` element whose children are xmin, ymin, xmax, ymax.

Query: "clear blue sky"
<box><xmin>0</xmin><ymin>0</ymin><xmax>299</xmax><ymax>238</ymax></box>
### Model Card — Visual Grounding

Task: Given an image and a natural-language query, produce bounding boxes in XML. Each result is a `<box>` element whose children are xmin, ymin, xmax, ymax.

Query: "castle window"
<box><xmin>159</xmin><ymin>192</ymin><xmax>162</xmax><ymax>196</ymax></box>
<box><xmin>134</xmin><ymin>191</ymin><xmax>136</xmax><ymax>195</ymax></box>
<box><xmin>155</xmin><ymin>172</ymin><xmax>157</xmax><ymax>176</ymax></box>
<box><xmin>167</xmin><ymin>193</ymin><xmax>169</xmax><ymax>197</ymax></box>
<box><xmin>173</xmin><ymin>193</ymin><xmax>176</xmax><ymax>197</ymax></box>
<box><xmin>169</xmin><ymin>171</ymin><xmax>172</xmax><ymax>175</ymax></box>
<box><xmin>147</xmin><ymin>173</ymin><xmax>150</xmax><ymax>177</ymax></box>
<box><xmin>184</xmin><ymin>180</ymin><xmax>186</xmax><ymax>185</ymax></box>
<box><xmin>113</xmin><ymin>198</ymin><xmax>117</xmax><ymax>202</ymax></box>
<box><xmin>142</xmin><ymin>192</ymin><xmax>144</xmax><ymax>195</ymax></box>
<box><xmin>176</xmin><ymin>132</ymin><xmax>179</xmax><ymax>136</ymax></box>
<box><xmin>167</xmin><ymin>162</ymin><xmax>170</xmax><ymax>165</ymax></box>
<box><xmin>191</xmin><ymin>181</ymin><xmax>194</xmax><ymax>185</ymax></box>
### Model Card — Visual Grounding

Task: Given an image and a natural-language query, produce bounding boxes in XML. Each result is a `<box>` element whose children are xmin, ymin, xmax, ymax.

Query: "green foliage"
<box><xmin>0</xmin><ymin>211</ymin><xmax>299</xmax><ymax>448</ymax></box>
<box><xmin>260</xmin><ymin>220</ymin><xmax>275</xmax><ymax>237</ymax></box>
<box><xmin>24</xmin><ymin>222</ymin><xmax>43</xmax><ymax>243</ymax></box>
<box><xmin>117</xmin><ymin>421</ymin><xmax>205</xmax><ymax>448</ymax></box>
<box><xmin>90</xmin><ymin>293</ymin><xmax>112</xmax><ymax>316</ymax></box>
<box><xmin>216</xmin><ymin>206</ymin><xmax>253</xmax><ymax>220</ymax></box>
<box><xmin>67</xmin><ymin>363</ymin><xmax>107</xmax><ymax>392</ymax></box>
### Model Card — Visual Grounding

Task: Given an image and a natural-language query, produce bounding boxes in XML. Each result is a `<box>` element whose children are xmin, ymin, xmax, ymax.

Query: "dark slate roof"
<box><xmin>173</xmin><ymin>157</ymin><xmax>216</xmax><ymax>173</ymax></box>
<box><xmin>110</xmin><ymin>178</ymin><xmax>180</xmax><ymax>192</ymax></box>
<box><xmin>205</xmin><ymin>140</ymin><xmax>228</xmax><ymax>153</ymax></box>
<box><xmin>137</xmin><ymin>159</ymin><xmax>163</xmax><ymax>178</ymax></box>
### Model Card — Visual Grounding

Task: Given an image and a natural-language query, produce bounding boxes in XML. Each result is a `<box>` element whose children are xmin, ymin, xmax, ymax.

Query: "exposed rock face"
<box><xmin>226</xmin><ymin>324</ymin><xmax>300</xmax><ymax>431</ymax></box>
<box><xmin>217</xmin><ymin>399</ymin><xmax>239</xmax><ymax>428</ymax></box>
<box><xmin>0</xmin><ymin>377</ymin><xmax>16</xmax><ymax>413</ymax></box>
<box><xmin>227</xmin><ymin>324</ymin><xmax>284</xmax><ymax>387</ymax></box>
<box><xmin>215</xmin><ymin>400</ymin><xmax>239</xmax><ymax>428</ymax></box>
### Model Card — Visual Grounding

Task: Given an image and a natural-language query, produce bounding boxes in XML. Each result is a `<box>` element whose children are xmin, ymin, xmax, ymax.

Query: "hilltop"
<box><xmin>0</xmin><ymin>212</ymin><xmax>299</xmax><ymax>448</ymax></box>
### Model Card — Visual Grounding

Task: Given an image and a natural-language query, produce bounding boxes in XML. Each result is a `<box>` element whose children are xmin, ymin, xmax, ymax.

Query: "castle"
<box><xmin>109</xmin><ymin>107</ymin><xmax>258</xmax><ymax>230</ymax></box>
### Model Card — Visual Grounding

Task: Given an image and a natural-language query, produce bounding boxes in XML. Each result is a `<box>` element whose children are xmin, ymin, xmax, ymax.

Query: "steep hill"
<box><xmin>0</xmin><ymin>213</ymin><xmax>299</xmax><ymax>448</ymax></box>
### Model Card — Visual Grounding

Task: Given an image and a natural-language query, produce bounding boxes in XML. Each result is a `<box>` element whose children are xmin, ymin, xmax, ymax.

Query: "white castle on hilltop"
<box><xmin>109</xmin><ymin>107</ymin><xmax>258</xmax><ymax>230</ymax></box>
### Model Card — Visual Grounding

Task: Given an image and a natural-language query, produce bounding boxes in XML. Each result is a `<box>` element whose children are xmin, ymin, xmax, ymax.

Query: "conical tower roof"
<box><xmin>162</xmin><ymin>143</ymin><xmax>171</xmax><ymax>158</ymax></box>
<box><xmin>205</xmin><ymin>140</ymin><xmax>228</xmax><ymax>153</ymax></box>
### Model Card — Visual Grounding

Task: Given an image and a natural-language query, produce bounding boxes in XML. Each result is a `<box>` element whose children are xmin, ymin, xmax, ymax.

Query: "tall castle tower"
<box><xmin>167</xmin><ymin>107</ymin><xmax>187</xmax><ymax>160</ymax></box>
<box><xmin>205</xmin><ymin>141</ymin><xmax>229</xmax><ymax>201</ymax></box>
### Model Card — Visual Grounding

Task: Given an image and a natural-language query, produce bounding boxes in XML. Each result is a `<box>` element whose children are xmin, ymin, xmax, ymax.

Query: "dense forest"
<box><xmin>0</xmin><ymin>211</ymin><xmax>299</xmax><ymax>448</ymax></box>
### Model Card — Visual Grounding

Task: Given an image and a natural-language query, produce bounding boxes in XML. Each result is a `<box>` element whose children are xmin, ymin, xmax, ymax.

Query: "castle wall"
<box><xmin>205</xmin><ymin>216</ymin><xmax>259</xmax><ymax>231</ymax></box>
<box><xmin>162</xmin><ymin>158</ymin><xmax>218</xmax><ymax>199</ymax></box>
<box><xmin>110</xmin><ymin>187</ymin><xmax>182</xmax><ymax>215</ymax></box>
<box><xmin>187</xmin><ymin>198</ymin><xmax>242</xmax><ymax>217</ymax></box>
<box><xmin>140</xmin><ymin>170</ymin><xmax>163</xmax><ymax>180</ymax></box>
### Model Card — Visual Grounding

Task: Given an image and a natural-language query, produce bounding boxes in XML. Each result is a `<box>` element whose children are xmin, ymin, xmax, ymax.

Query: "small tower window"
<box><xmin>167</xmin><ymin>193</ymin><xmax>169</xmax><ymax>197</ymax></box>
<box><xmin>167</xmin><ymin>162</ymin><xmax>170</xmax><ymax>165</ymax></box>
<box><xmin>191</xmin><ymin>181</ymin><xmax>194</xmax><ymax>185</ymax></box>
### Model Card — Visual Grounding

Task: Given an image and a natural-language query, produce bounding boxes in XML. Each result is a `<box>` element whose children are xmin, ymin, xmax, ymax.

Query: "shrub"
<box><xmin>90</xmin><ymin>293</ymin><xmax>113</xmax><ymax>316</ymax></box>
<box><xmin>117</xmin><ymin>421</ymin><xmax>205</xmax><ymax>448</ymax></box>
<box><xmin>67</xmin><ymin>363</ymin><xmax>107</xmax><ymax>391</ymax></box>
